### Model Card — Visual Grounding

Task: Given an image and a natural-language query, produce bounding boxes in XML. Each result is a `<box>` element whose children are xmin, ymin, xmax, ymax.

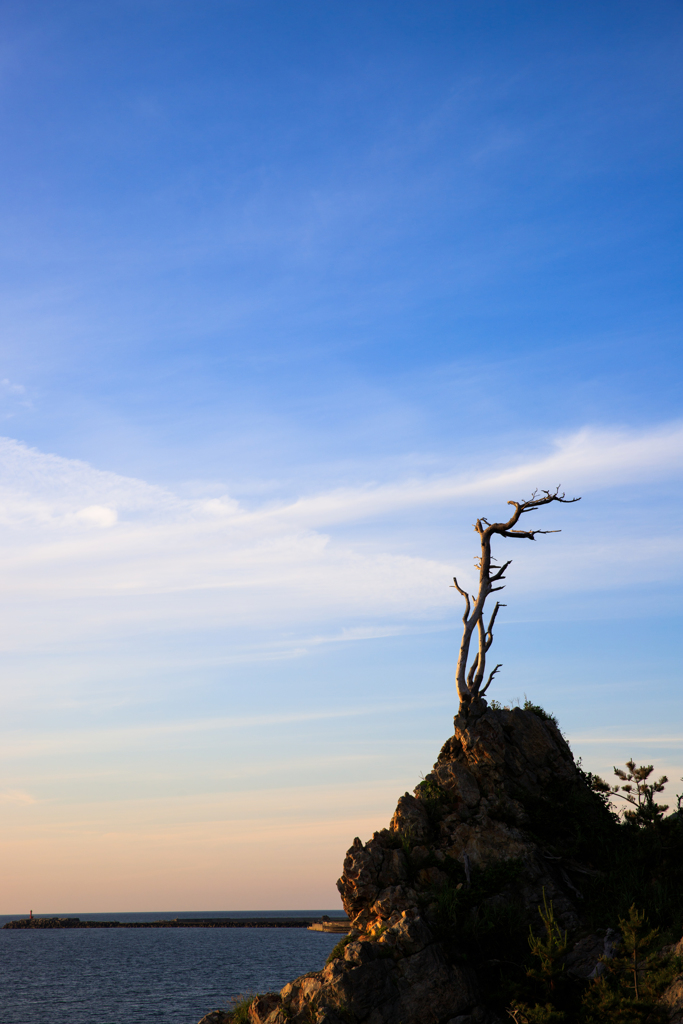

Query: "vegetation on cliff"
<box><xmin>201</xmin><ymin>704</ymin><xmax>683</xmax><ymax>1024</ymax></box>
<box><xmin>198</xmin><ymin>494</ymin><xmax>682</xmax><ymax>1024</ymax></box>
<box><xmin>432</xmin><ymin>708</ymin><xmax>683</xmax><ymax>1023</ymax></box>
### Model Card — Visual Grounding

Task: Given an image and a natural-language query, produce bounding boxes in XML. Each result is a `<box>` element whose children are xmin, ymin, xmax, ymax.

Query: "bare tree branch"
<box><xmin>450</xmin><ymin>577</ymin><xmax>471</xmax><ymax>625</ymax></box>
<box><xmin>489</xmin><ymin>559</ymin><xmax>512</xmax><ymax>583</ymax></box>
<box><xmin>453</xmin><ymin>487</ymin><xmax>580</xmax><ymax>712</ymax></box>
<box><xmin>480</xmin><ymin>664</ymin><xmax>502</xmax><ymax>696</ymax></box>
<box><xmin>500</xmin><ymin>528</ymin><xmax>561</xmax><ymax>540</ymax></box>
<box><xmin>466</xmin><ymin>652</ymin><xmax>479</xmax><ymax>687</ymax></box>
<box><xmin>484</xmin><ymin>602</ymin><xmax>505</xmax><ymax>652</ymax></box>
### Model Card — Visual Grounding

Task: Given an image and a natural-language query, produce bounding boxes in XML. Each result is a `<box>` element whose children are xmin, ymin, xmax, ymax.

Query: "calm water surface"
<box><xmin>0</xmin><ymin>912</ymin><xmax>343</xmax><ymax>1024</ymax></box>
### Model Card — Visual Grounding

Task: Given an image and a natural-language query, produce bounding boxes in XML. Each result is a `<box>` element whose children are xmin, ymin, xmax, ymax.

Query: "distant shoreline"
<box><xmin>3</xmin><ymin>915</ymin><xmax>350</xmax><ymax>931</ymax></box>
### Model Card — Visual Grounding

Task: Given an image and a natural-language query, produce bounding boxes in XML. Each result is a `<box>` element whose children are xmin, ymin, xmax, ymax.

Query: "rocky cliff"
<box><xmin>199</xmin><ymin>701</ymin><xmax>683</xmax><ymax>1024</ymax></box>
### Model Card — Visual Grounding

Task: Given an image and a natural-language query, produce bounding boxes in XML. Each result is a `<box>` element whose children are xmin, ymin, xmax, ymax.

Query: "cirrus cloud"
<box><xmin>0</xmin><ymin>421</ymin><xmax>679</xmax><ymax>653</ymax></box>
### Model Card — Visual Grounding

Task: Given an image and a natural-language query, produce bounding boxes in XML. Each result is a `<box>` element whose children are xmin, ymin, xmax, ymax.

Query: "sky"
<box><xmin>0</xmin><ymin>0</ymin><xmax>681</xmax><ymax>913</ymax></box>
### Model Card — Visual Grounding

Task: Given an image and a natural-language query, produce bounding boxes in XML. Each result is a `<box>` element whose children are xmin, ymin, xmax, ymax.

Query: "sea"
<box><xmin>0</xmin><ymin>911</ymin><xmax>345</xmax><ymax>1024</ymax></box>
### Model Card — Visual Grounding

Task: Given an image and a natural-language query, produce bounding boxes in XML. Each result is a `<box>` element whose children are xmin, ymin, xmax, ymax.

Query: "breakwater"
<box><xmin>4</xmin><ymin>916</ymin><xmax>326</xmax><ymax>929</ymax></box>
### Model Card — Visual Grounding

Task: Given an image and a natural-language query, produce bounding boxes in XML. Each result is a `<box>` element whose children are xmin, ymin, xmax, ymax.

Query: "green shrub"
<box><xmin>326</xmin><ymin>934</ymin><xmax>352</xmax><ymax>964</ymax></box>
<box><xmin>415</xmin><ymin>776</ymin><xmax>449</xmax><ymax>830</ymax></box>
<box><xmin>526</xmin><ymin>890</ymin><xmax>568</xmax><ymax>995</ymax></box>
<box><xmin>522</xmin><ymin>699</ymin><xmax>559</xmax><ymax>728</ymax></box>
<box><xmin>227</xmin><ymin>994</ymin><xmax>256</xmax><ymax>1023</ymax></box>
<box><xmin>507</xmin><ymin>1000</ymin><xmax>567</xmax><ymax>1023</ymax></box>
<box><xmin>580</xmin><ymin>905</ymin><xmax>681</xmax><ymax>1023</ymax></box>
<box><xmin>611</xmin><ymin>761</ymin><xmax>670</xmax><ymax>829</ymax></box>
<box><xmin>415</xmin><ymin>776</ymin><xmax>446</xmax><ymax>802</ymax></box>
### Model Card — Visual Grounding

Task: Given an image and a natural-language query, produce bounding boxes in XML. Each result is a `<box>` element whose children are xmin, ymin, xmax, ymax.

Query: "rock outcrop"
<box><xmin>205</xmin><ymin>702</ymin><xmax>614</xmax><ymax>1024</ymax></box>
<box><xmin>660</xmin><ymin>938</ymin><xmax>683</xmax><ymax>1024</ymax></box>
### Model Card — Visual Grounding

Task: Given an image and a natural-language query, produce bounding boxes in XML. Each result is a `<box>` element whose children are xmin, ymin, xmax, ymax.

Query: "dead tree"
<box><xmin>452</xmin><ymin>488</ymin><xmax>580</xmax><ymax>713</ymax></box>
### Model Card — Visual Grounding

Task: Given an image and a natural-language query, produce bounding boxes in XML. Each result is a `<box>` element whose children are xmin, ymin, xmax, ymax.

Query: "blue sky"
<box><xmin>0</xmin><ymin>0</ymin><xmax>681</xmax><ymax>911</ymax></box>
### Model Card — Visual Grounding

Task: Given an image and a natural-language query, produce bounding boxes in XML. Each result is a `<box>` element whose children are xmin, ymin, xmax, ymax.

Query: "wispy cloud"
<box><xmin>2</xmin><ymin>420</ymin><xmax>681</xmax><ymax>528</ymax></box>
<box><xmin>0</xmin><ymin>378</ymin><xmax>30</xmax><ymax>420</ymax></box>
<box><xmin>0</xmin><ymin>697</ymin><xmax>452</xmax><ymax>760</ymax></box>
<box><xmin>0</xmin><ymin>421</ymin><xmax>680</xmax><ymax>652</ymax></box>
<box><xmin>570</xmin><ymin>734</ymin><xmax>683</xmax><ymax>745</ymax></box>
<box><xmin>260</xmin><ymin>421</ymin><xmax>683</xmax><ymax>527</ymax></box>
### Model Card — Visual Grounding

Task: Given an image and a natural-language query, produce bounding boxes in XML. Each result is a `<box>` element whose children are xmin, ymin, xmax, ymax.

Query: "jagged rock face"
<box><xmin>437</xmin><ymin>703</ymin><xmax>578</xmax><ymax>799</ymax></box>
<box><xmin>277</xmin><ymin>928</ymin><xmax>478</xmax><ymax>1024</ymax></box>
<box><xmin>235</xmin><ymin>706</ymin><xmax>605</xmax><ymax>1024</ymax></box>
<box><xmin>338</xmin><ymin>705</ymin><xmax>583</xmax><ymax>939</ymax></box>
<box><xmin>660</xmin><ymin>938</ymin><xmax>683</xmax><ymax>1024</ymax></box>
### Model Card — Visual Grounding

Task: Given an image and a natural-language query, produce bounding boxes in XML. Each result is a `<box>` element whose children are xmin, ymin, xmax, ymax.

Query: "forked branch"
<box><xmin>453</xmin><ymin>487</ymin><xmax>580</xmax><ymax>713</ymax></box>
